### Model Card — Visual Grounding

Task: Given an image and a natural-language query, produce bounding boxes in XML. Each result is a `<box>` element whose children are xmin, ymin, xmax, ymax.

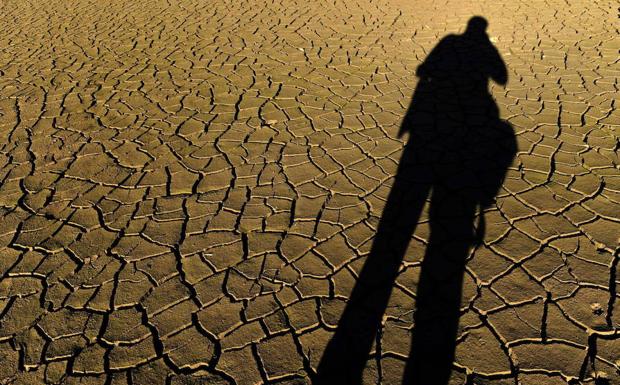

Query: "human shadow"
<box><xmin>314</xmin><ymin>17</ymin><xmax>516</xmax><ymax>385</ymax></box>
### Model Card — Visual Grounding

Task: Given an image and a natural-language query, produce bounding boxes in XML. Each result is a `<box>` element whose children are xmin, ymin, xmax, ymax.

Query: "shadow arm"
<box><xmin>489</xmin><ymin>46</ymin><xmax>508</xmax><ymax>85</ymax></box>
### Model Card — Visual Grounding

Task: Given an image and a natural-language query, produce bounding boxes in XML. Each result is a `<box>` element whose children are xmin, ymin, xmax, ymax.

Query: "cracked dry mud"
<box><xmin>0</xmin><ymin>0</ymin><xmax>618</xmax><ymax>384</ymax></box>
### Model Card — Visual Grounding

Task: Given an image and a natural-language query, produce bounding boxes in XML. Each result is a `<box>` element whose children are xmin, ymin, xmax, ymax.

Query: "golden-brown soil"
<box><xmin>0</xmin><ymin>0</ymin><xmax>618</xmax><ymax>384</ymax></box>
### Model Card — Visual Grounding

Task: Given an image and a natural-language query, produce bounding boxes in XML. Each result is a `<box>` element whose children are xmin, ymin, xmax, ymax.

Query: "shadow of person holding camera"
<box><xmin>315</xmin><ymin>16</ymin><xmax>516</xmax><ymax>385</ymax></box>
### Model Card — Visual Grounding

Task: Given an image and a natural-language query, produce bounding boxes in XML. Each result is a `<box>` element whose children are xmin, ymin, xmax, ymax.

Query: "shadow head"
<box><xmin>465</xmin><ymin>16</ymin><xmax>488</xmax><ymax>37</ymax></box>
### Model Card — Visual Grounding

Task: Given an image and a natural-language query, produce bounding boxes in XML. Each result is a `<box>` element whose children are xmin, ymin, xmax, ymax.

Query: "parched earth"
<box><xmin>0</xmin><ymin>0</ymin><xmax>618</xmax><ymax>384</ymax></box>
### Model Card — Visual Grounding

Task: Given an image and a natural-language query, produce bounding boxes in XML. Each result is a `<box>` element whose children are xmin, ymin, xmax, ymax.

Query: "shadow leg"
<box><xmin>316</xmin><ymin>160</ymin><xmax>431</xmax><ymax>385</ymax></box>
<box><xmin>404</xmin><ymin>189</ymin><xmax>477</xmax><ymax>385</ymax></box>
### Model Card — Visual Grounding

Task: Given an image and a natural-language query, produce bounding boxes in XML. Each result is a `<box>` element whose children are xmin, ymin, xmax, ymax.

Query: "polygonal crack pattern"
<box><xmin>0</xmin><ymin>0</ymin><xmax>618</xmax><ymax>384</ymax></box>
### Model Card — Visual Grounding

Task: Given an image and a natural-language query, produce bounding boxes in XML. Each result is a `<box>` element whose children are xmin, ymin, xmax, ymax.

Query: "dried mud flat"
<box><xmin>0</xmin><ymin>0</ymin><xmax>618</xmax><ymax>384</ymax></box>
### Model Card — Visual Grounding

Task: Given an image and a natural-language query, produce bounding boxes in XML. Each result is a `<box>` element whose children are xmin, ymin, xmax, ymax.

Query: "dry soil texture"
<box><xmin>0</xmin><ymin>0</ymin><xmax>618</xmax><ymax>384</ymax></box>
